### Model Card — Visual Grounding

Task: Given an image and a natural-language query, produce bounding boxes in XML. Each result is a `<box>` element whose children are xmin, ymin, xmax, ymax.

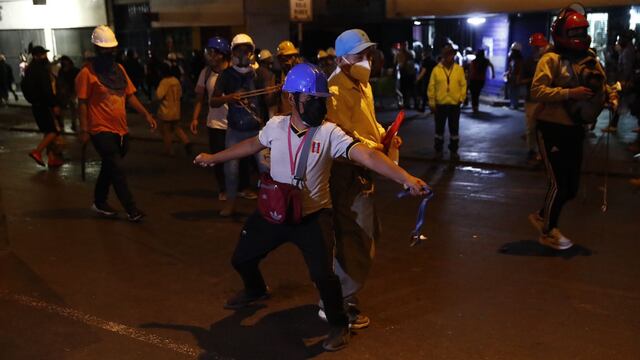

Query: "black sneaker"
<box><xmin>318</xmin><ymin>308</ymin><xmax>371</xmax><ymax>330</ymax></box>
<box><xmin>127</xmin><ymin>209</ymin><xmax>146</xmax><ymax>222</ymax></box>
<box><xmin>322</xmin><ymin>325</ymin><xmax>350</xmax><ymax>352</ymax></box>
<box><xmin>92</xmin><ymin>202</ymin><xmax>118</xmax><ymax>217</ymax></box>
<box><xmin>224</xmin><ymin>289</ymin><xmax>270</xmax><ymax>309</ymax></box>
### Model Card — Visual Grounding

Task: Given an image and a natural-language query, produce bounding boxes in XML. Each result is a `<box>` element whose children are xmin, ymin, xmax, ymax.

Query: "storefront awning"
<box><xmin>387</xmin><ymin>0</ymin><xmax>639</xmax><ymax>18</ymax></box>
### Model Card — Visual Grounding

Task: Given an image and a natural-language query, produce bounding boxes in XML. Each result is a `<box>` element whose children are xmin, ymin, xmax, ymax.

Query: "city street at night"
<box><xmin>1</xmin><ymin>105</ymin><xmax>639</xmax><ymax>359</ymax></box>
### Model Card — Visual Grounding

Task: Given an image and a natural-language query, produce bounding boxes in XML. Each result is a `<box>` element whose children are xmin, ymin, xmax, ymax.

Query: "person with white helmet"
<box><xmin>210</xmin><ymin>33</ymin><xmax>268</xmax><ymax>216</ymax></box>
<box><xmin>75</xmin><ymin>25</ymin><xmax>157</xmax><ymax>222</ymax></box>
<box><xmin>195</xmin><ymin>63</ymin><xmax>428</xmax><ymax>351</ymax></box>
<box><xmin>506</xmin><ymin>41</ymin><xmax>524</xmax><ymax>110</ymax></box>
<box><xmin>255</xmin><ymin>48</ymin><xmax>277</xmax><ymax>120</ymax></box>
<box><xmin>323</xmin><ymin>28</ymin><xmax>401</xmax><ymax>330</ymax></box>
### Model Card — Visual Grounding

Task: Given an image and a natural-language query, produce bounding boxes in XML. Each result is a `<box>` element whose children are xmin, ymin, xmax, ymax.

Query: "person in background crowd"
<box><xmin>275</xmin><ymin>40</ymin><xmax>302</xmax><ymax>115</ymax></box>
<box><xmin>76</xmin><ymin>25</ymin><xmax>157</xmax><ymax>222</ymax></box>
<box><xmin>255</xmin><ymin>49</ymin><xmax>277</xmax><ymax>121</ymax></box>
<box><xmin>428</xmin><ymin>44</ymin><xmax>467</xmax><ymax>160</ymax></box>
<box><xmin>156</xmin><ymin>62</ymin><xmax>192</xmax><ymax>156</ymax></box>
<box><xmin>603</xmin><ymin>29</ymin><xmax>637</xmax><ymax>133</ymax></box>
<box><xmin>528</xmin><ymin>4</ymin><xmax>617</xmax><ymax>250</ymax></box>
<box><xmin>519</xmin><ymin>33</ymin><xmax>550</xmax><ymax>163</ymax></box>
<box><xmin>123</xmin><ymin>49</ymin><xmax>145</xmax><ymax>93</ymax></box>
<box><xmin>416</xmin><ymin>45</ymin><xmax>437</xmax><ymax>113</ymax></box>
<box><xmin>145</xmin><ymin>51</ymin><xmax>161</xmax><ymax>101</ymax></box>
<box><xmin>395</xmin><ymin>41</ymin><xmax>417</xmax><ymax>109</ymax></box>
<box><xmin>318</xmin><ymin>48</ymin><xmax>338</xmax><ymax>78</ymax></box>
<box><xmin>468</xmin><ymin>49</ymin><xmax>495</xmax><ymax>114</ymax></box>
<box><xmin>23</xmin><ymin>46</ymin><xmax>64</xmax><ymax>168</ymax></box>
<box><xmin>210</xmin><ymin>33</ymin><xmax>266</xmax><ymax>216</ymax></box>
<box><xmin>506</xmin><ymin>42</ymin><xmax>524</xmax><ymax>110</ymax></box>
<box><xmin>0</xmin><ymin>54</ymin><xmax>19</xmax><ymax>106</ymax></box>
<box><xmin>55</xmin><ymin>56</ymin><xmax>80</xmax><ymax>132</ymax></box>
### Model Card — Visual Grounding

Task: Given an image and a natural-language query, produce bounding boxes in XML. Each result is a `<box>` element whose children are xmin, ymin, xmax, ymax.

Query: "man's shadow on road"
<box><xmin>498</xmin><ymin>240</ymin><xmax>592</xmax><ymax>259</ymax></box>
<box><xmin>141</xmin><ymin>304</ymin><xmax>329</xmax><ymax>360</ymax></box>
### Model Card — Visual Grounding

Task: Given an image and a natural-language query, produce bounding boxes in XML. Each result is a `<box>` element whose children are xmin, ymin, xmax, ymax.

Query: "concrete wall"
<box><xmin>0</xmin><ymin>0</ymin><xmax>107</xmax><ymax>30</ymax></box>
<box><xmin>245</xmin><ymin>0</ymin><xmax>290</xmax><ymax>54</ymax></box>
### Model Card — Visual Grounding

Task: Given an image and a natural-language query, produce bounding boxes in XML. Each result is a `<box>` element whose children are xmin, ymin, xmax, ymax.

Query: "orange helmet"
<box><xmin>551</xmin><ymin>3</ymin><xmax>591</xmax><ymax>51</ymax></box>
<box><xmin>529</xmin><ymin>33</ymin><xmax>549</xmax><ymax>47</ymax></box>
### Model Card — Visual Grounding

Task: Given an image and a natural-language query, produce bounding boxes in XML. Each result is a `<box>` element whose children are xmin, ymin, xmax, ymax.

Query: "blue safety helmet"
<box><xmin>335</xmin><ymin>29</ymin><xmax>376</xmax><ymax>57</ymax></box>
<box><xmin>282</xmin><ymin>63</ymin><xmax>331</xmax><ymax>97</ymax></box>
<box><xmin>206</xmin><ymin>36</ymin><xmax>230</xmax><ymax>55</ymax></box>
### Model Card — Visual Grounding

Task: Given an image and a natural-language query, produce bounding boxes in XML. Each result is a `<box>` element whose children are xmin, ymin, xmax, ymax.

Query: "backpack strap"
<box><xmin>293</xmin><ymin>126</ymin><xmax>319</xmax><ymax>187</ymax></box>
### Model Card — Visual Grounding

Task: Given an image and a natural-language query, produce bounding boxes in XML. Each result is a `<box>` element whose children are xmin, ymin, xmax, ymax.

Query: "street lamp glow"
<box><xmin>467</xmin><ymin>17</ymin><xmax>486</xmax><ymax>26</ymax></box>
<box><xmin>414</xmin><ymin>20</ymin><xmax>422</xmax><ymax>26</ymax></box>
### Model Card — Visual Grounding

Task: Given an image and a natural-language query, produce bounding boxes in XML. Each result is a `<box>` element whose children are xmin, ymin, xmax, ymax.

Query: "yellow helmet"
<box><xmin>277</xmin><ymin>40</ymin><xmax>299</xmax><ymax>56</ymax></box>
<box><xmin>317</xmin><ymin>50</ymin><xmax>329</xmax><ymax>60</ymax></box>
<box><xmin>91</xmin><ymin>25</ymin><xmax>118</xmax><ymax>48</ymax></box>
<box><xmin>326</xmin><ymin>47</ymin><xmax>336</xmax><ymax>57</ymax></box>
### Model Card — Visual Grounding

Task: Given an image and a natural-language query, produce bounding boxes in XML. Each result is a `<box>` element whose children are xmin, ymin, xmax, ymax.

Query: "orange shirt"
<box><xmin>75</xmin><ymin>64</ymin><xmax>136</xmax><ymax>135</ymax></box>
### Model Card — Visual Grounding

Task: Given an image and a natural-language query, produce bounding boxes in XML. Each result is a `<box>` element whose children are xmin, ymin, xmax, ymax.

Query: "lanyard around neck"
<box><xmin>288</xmin><ymin>120</ymin><xmax>309</xmax><ymax>176</ymax></box>
<box><xmin>443</xmin><ymin>65</ymin><xmax>454</xmax><ymax>92</ymax></box>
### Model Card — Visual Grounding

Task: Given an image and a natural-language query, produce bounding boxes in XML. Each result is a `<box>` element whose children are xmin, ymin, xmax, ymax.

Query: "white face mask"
<box><xmin>233</xmin><ymin>65</ymin><xmax>252</xmax><ymax>74</ymax></box>
<box><xmin>346</xmin><ymin>58</ymin><xmax>371</xmax><ymax>83</ymax></box>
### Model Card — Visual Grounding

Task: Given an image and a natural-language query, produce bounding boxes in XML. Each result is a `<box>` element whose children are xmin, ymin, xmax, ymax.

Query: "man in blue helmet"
<box><xmin>324</xmin><ymin>28</ymin><xmax>399</xmax><ymax>329</ymax></box>
<box><xmin>195</xmin><ymin>63</ymin><xmax>428</xmax><ymax>351</ymax></box>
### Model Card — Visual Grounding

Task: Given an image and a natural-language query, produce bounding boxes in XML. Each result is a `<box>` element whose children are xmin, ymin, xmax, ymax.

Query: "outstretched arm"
<box><xmin>349</xmin><ymin>144</ymin><xmax>429</xmax><ymax>196</ymax></box>
<box><xmin>194</xmin><ymin>136</ymin><xmax>266</xmax><ymax>166</ymax></box>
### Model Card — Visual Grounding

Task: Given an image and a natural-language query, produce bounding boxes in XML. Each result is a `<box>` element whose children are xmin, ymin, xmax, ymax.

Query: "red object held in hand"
<box><xmin>381</xmin><ymin>110</ymin><xmax>405</xmax><ymax>152</ymax></box>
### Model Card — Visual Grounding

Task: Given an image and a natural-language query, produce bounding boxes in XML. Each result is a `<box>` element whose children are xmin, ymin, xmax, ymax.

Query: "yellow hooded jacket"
<box><xmin>427</xmin><ymin>62</ymin><xmax>467</xmax><ymax>109</ymax></box>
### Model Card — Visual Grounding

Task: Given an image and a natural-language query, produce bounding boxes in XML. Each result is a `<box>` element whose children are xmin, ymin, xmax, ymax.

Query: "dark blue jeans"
<box><xmin>91</xmin><ymin>132</ymin><xmax>136</xmax><ymax>212</ymax></box>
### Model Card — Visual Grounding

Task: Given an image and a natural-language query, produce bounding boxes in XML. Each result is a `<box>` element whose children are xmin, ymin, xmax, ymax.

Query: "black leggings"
<box><xmin>91</xmin><ymin>132</ymin><xmax>136</xmax><ymax>212</ymax></box>
<box><xmin>536</xmin><ymin>121</ymin><xmax>584</xmax><ymax>232</ymax></box>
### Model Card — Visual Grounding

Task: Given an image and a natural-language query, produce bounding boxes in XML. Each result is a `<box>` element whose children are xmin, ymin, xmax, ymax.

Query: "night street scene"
<box><xmin>1</xmin><ymin>0</ymin><xmax>639</xmax><ymax>359</ymax></box>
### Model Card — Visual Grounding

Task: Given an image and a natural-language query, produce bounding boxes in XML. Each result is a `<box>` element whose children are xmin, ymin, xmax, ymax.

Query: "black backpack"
<box><xmin>21</xmin><ymin>67</ymin><xmax>38</xmax><ymax>104</ymax></box>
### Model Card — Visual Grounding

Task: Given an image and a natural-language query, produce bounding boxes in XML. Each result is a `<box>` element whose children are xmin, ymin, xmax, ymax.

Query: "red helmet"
<box><xmin>551</xmin><ymin>4</ymin><xmax>591</xmax><ymax>51</ymax></box>
<box><xmin>529</xmin><ymin>33</ymin><xmax>549</xmax><ymax>48</ymax></box>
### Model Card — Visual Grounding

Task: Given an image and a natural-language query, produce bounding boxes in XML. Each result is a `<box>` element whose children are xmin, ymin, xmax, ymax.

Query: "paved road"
<box><xmin>1</xmin><ymin>121</ymin><xmax>639</xmax><ymax>359</ymax></box>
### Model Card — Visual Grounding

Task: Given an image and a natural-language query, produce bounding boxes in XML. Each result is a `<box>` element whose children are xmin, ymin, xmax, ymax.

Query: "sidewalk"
<box><xmin>2</xmin><ymin>95</ymin><xmax>639</xmax><ymax>177</ymax></box>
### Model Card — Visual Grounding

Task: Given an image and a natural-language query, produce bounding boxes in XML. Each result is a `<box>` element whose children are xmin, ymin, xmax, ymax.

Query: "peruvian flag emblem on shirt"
<box><xmin>311</xmin><ymin>141</ymin><xmax>321</xmax><ymax>154</ymax></box>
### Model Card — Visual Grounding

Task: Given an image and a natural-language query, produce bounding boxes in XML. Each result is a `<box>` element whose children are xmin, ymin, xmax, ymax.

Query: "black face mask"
<box><xmin>298</xmin><ymin>96</ymin><xmax>327</xmax><ymax>127</ymax></box>
<box><xmin>94</xmin><ymin>51</ymin><xmax>115</xmax><ymax>74</ymax></box>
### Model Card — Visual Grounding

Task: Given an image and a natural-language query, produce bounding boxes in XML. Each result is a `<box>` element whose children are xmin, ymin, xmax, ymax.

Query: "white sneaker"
<box><xmin>539</xmin><ymin>228</ymin><xmax>573</xmax><ymax>250</ymax></box>
<box><xmin>528</xmin><ymin>213</ymin><xmax>544</xmax><ymax>235</ymax></box>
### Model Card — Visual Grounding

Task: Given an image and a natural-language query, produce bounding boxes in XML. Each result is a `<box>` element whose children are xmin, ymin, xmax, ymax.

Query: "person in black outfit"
<box><xmin>416</xmin><ymin>46</ymin><xmax>437</xmax><ymax>113</ymax></box>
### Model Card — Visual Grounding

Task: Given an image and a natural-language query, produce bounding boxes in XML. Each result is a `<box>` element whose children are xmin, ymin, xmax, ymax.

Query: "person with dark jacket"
<box><xmin>24</xmin><ymin>46</ymin><xmax>63</xmax><ymax>168</ymax></box>
<box><xmin>468</xmin><ymin>49</ymin><xmax>495</xmax><ymax>113</ymax></box>
<box><xmin>0</xmin><ymin>54</ymin><xmax>19</xmax><ymax>105</ymax></box>
<box><xmin>56</xmin><ymin>55</ymin><xmax>80</xmax><ymax>131</ymax></box>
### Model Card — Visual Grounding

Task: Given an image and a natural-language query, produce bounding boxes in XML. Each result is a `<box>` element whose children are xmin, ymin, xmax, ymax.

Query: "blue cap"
<box><xmin>335</xmin><ymin>29</ymin><xmax>376</xmax><ymax>57</ymax></box>
<box><xmin>206</xmin><ymin>36</ymin><xmax>230</xmax><ymax>55</ymax></box>
<box><xmin>282</xmin><ymin>63</ymin><xmax>331</xmax><ymax>97</ymax></box>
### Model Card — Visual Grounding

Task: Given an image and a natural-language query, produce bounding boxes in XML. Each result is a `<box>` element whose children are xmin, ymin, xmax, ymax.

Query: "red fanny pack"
<box><xmin>257</xmin><ymin>122</ymin><xmax>318</xmax><ymax>225</ymax></box>
<box><xmin>257</xmin><ymin>173</ymin><xmax>302</xmax><ymax>224</ymax></box>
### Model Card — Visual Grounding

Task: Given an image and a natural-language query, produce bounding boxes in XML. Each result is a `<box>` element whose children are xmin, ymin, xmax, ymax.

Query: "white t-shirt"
<box><xmin>195</xmin><ymin>67</ymin><xmax>228</xmax><ymax>129</ymax></box>
<box><xmin>258</xmin><ymin>115</ymin><xmax>359</xmax><ymax>215</ymax></box>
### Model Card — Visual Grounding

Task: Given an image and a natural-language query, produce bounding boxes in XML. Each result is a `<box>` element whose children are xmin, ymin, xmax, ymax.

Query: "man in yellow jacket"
<box><xmin>324</xmin><ymin>29</ymin><xmax>393</xmax><ymax>330</ymax></box>
<box><xmin>428</xmin><ymin>44</ymin><xmax>467</xmax><ymax>160</ymax></box>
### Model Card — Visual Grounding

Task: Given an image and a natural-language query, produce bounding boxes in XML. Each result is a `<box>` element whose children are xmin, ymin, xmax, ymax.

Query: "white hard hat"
<box><xmin>510</xmin><ymin>42</ymin><xmax>523</xmax><ymax>51</ymax></box>
<box><xmin>91</xmin><ymin>25</ymin><xmax>118</xmax><ymax>48</ymax></box>
<box><xmin>258</xmin><ymin>49</ymin><xmax>272</xmax><ymax>61</ymax></box>
<box><xmin>231</xmin><ymin>33</ymin><xmax>255</xmax><ymax>50</ymax></box>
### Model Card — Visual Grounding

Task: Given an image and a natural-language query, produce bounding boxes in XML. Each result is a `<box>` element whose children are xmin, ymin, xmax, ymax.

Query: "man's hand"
<box><xmin>226</xmin><ymin>93</ymin><xmax>242</xmax><ymax>104</ymax></box>
<box><xmin>391</xmin><ymin>135</ymin><xmax>403</xmax><ymax>148</ymax></box>
<box><xmin>568</xmin><ymin>86</ymin><xmax>594</xmax><ymax>100</ymax></box>
<box><xmin>190</xmin><ymin>119</ymin><xmax>199</xmax><ymax>135</ymax></box>
<box><xmin>194</xmin><ymin>153</ymin><xmax>216</xmax><ymax>167</ymax></box>
<box><xmin>145</xmin><ymin>114</ymin><xmax>157</xmax><ymax>130</ymax></box>
<box><xmin>609</xmin><ymin>99</ymin><xmax>619</xmax><ymax>113</ymax></box>
<box><xmin>404</xmin><ymin>176</ymin><xmax>429</xmax><ymax>196</ymax></box>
